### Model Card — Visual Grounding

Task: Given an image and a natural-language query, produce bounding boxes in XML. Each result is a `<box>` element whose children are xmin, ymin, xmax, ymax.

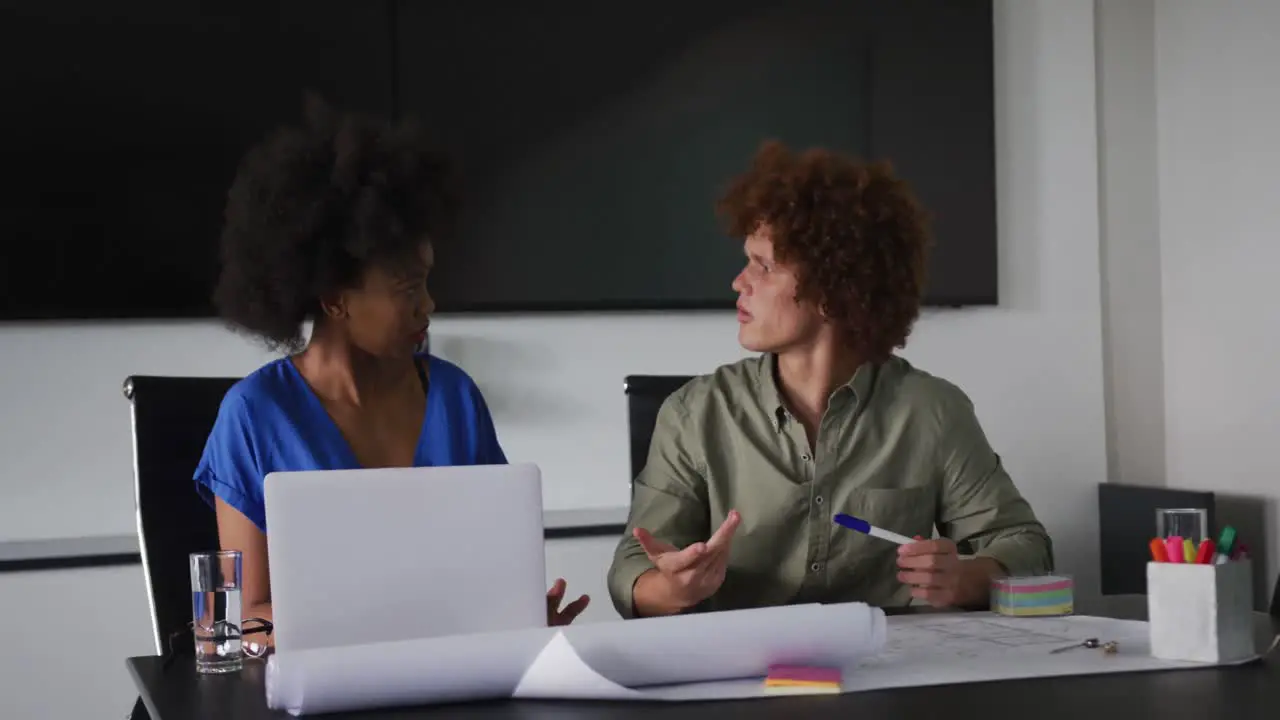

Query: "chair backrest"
<box><xmin>123</xmin><ymin>374</ymin><xmax>240</xmax><ymax>655</ymax></box>
<box><xmin>1097</xmin><ymin>483</ymin><xmax>1216</xmax><ymax>596</ymax></box>
<box><xmin>623</xmin><ymin>375</ymin><xmax>693</xmax><ymax>498</ymax></box>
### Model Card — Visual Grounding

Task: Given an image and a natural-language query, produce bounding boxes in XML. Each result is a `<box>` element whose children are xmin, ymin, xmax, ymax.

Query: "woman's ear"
<box><xmin>319</xmin><ymin>292</ymin><xmax>348</xmax><ymax>320</ymax></box>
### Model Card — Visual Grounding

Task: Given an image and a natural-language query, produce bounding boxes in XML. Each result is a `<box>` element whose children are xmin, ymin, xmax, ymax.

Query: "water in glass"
<box><xmin>192</xmin><ymin>586</ymin><xmax>243</xmax><ymax>673</ymax></box>
<box><xmin>190</xmin><ymin>550</ymin><xmax>244</xmax><ymax>674</ymax></box>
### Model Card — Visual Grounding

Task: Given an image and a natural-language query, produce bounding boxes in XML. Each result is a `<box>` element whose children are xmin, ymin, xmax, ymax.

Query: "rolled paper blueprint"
<box><xmin>539</xmin><ymin>601</ymin><xmax>885</xmax><ymax>690</ymax></box>
<box><xmin>266</xmin><ymin>625</ymin><xmax>555</xmax><ymax>716</ymax></box>
<box><xmin>266</xmin><ymin>601</ymin><xmax>887</xmax><ymax>715</ymax></box>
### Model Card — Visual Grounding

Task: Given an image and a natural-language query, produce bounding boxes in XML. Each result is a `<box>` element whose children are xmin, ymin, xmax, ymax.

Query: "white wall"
<box><xmin>1095</xmin><ymin>0</ymin><xmax>1166</xmax><ymax>488</ymax></box>
<box><xmin>1155</xmin><ymin>0</ymin><xmax>1280</xmax><ymax>591</ymax></box>
<box><xmin>0</xmin><ymin>564</ymin><xmax>155</xmax><ymax>720</ymax></box>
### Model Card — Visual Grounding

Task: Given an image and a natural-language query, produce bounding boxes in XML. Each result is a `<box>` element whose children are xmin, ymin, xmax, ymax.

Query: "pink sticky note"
<box><xmin>766</xmin><ymin>665</ymin><xmax>842</xmax><ymax>684</ymax></box>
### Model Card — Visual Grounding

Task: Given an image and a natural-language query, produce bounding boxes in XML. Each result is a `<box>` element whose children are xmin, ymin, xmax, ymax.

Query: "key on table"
<box><xmin>1051</xmin><ymin>637</ymin><xmax>1100</xmax><ymax>654</ymax></box>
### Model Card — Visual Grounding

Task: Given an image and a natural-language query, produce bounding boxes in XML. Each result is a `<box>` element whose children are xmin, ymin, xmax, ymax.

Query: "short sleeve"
<box><xmin>193</xmin><ymin>391</ymin><xmax>268</xmax><ymax>532</ymax></box>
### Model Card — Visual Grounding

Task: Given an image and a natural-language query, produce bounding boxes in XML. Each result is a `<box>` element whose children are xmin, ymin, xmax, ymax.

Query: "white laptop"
<box><xmin>263</xmin><ymin>463</ymin><xmax>547</xmax><ymax>652</ymax></box>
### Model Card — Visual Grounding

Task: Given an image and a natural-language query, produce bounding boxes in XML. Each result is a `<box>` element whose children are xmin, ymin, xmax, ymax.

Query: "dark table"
<box><xmin>127</xmin><ymin>596</ymin><xmax>1279</xmax><ymax>720</ymax></box>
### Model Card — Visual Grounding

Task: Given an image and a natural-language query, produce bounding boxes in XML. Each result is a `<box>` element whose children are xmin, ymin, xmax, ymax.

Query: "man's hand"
<box><xmin>897</xmin><ymin>537</ymin><xmax>963</xmax><ymax>607</ymax></box>
<box><xmin>632</xmin><ymin>510</ymin><xmax>741</xmax><ymax>615</ymax></box>
<box><xmin>547</xmin><ymin>578</ymin><xmax>589</xmax><ymax>626</ymax></box>
<box><xmin>897</xmin><ymin>537</ymin><xmax>1005</xmax><ymax>608</ymax></box>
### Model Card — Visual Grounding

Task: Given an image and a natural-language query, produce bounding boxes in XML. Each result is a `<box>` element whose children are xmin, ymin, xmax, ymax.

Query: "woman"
<box><xmin>194</xmin><ymin>98</ymin><xmax>588</xmax><ymax>645</ymax></box>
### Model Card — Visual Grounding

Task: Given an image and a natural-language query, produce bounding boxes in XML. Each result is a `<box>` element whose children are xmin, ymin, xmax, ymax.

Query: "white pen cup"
<box><xmin>1146</xmin><ymin>559</ymin><xmax>1254</xmax><ymax>663</ymax></box>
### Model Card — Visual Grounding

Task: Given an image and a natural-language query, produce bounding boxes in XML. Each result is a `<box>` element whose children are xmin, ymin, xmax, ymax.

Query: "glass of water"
<box><xmin>190</xmin><ymin>550</ymin><xmax>243</xmax><ymax>674</ymax></box>
<box><xmin>1155</xmin><ymin>507</ymin><xmax>1208</xmax><ymax>542</ymax></box>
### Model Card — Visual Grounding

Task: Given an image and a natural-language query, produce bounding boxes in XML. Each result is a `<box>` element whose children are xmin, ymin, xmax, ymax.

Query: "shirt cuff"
<box><xmin>608</xmin><ymin>553</ymin><xmax>657</xmax><ymax>620</ymax></box>
<box><xmin>972</xmin><ymin>530</ymin><xmax>1054</xmax><ymax>577</ymax></box>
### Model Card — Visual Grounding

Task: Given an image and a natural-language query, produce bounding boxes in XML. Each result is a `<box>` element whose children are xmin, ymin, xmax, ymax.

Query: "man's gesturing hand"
<box><xmin>632</xmin><ymin>510</ymin><xmax>742</xmax><ymax>614</ymax></box>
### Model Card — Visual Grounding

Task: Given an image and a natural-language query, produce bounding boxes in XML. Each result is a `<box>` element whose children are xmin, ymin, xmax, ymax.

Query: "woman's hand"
<box><xmin>546</xmin><ymin>578</ymin><xmax>590</xmax><ymax>626</ymax></box>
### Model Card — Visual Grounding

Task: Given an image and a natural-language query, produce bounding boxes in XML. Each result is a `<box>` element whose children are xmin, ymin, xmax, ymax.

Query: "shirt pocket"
<box><xmin>829</xmin><ymin>487</ymin><xmax>936</xmax><ymax>582</ymax></box>
<box><xmin>847</xmin><ymin>487</ymin><xmax>935</xmax><ymax>535</ymax></box>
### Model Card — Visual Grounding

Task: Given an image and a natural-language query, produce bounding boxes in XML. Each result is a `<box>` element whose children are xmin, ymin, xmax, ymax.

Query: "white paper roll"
<box><xmin>266</xmin><ymin>601</ymin><xmax>886</xmax><ymax>715</ymax></box>
<box><xmin>265</xmin><ymin>625</ymin><xmax>555</xmax><ymax>715</ymax></box>
<box><xmin>556</xmin><ymin>601</ymin><xmax>886</xmax><ymax>688</ymax></box>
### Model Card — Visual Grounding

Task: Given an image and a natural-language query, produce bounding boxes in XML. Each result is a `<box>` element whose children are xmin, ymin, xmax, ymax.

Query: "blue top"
<box><xmin>193</xmin><ymin>354</ymin><xmax>507</xmax><ymax>533</ymax></box>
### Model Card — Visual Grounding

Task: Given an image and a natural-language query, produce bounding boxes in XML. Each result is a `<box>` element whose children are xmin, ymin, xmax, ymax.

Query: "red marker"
<box><xmin>1194</xmin><ymin>539</ymin><xmax>1216</xmax><ymax>565</ymax></box>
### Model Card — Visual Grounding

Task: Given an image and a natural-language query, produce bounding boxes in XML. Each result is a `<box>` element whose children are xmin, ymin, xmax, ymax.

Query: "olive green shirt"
<box><xmin>608</xmin><ymin>354</ymin><xmax>1053</xmax><ymax>619</ymax></box>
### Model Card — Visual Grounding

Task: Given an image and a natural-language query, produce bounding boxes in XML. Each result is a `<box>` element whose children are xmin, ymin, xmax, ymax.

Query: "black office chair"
<box><xmin>123</xmin><ymin>375</ymin><xmax>241</xmax><ymax>657</ymax></box>
<box><xmin>623</xmin><ymin>375</ymin><xmax>692</xmax><ymax>501</ymax></box>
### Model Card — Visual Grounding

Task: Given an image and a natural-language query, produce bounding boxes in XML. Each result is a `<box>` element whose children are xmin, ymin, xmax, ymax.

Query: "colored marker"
<box><xmin>1234</xmin><ymin>542</ymin><xmax>1250</xmax><ymax>562</ymax></box>
<box><xmin>1213</xmin><ymin>526</ymin><xmax>1237</xmax><ymax>563</ymax></box>
<box><xmin>1194</xmin><ymin>539</ymin><xmax>1215</xmax><ymax>565</ymax></box>
<box><xmin>832</xmin><ymin>513</ymin><xmax>915</xmax><ymax>545</ymax></box>
<box><xmin>1165</xmin><ymin>536</ymin><xmax>1184</xmax><ymax>563</ymax></box>
<box><xmin>1149</xmin><ymin>538</ymin><xmax>1169</xmax><ymax>562</ymax></box>
<box><xmin>1182</xmin><ymin>538</ymin><xmax>1195</xmax><ymax>564</ymax></box>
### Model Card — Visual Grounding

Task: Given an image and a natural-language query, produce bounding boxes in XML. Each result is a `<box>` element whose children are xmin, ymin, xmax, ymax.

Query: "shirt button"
<box><xmin>815</xmin><ymin>496</ymin><xmax>824</xmax><ymax>505</ymax></box>
<box><xmin>802</xmin><ymin>454</ymin><xmax>811</xmax><ymax>461</ymax></box>
<box><xmin>810</xmin><ymin>562</ymin><xmax>821</xmax><ymax>572</ymax></box>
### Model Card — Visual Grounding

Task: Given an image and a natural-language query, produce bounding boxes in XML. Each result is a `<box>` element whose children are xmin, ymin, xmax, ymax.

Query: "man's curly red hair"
<box><xmin>717</xmin><ymin>140</ymin><xmax>932</xmax><ymax>363</ymax></box>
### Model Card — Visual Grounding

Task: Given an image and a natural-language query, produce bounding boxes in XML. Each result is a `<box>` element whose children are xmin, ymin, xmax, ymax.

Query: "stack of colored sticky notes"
<box><xmin>762</xmin><ymin>665</ymin><xmax>843</xmax><ymax>695</ymax></box>
<box><xmin>990</xmin><ymin>574</ymin><xmax>1074</xmax><ymax>617</ymax></box>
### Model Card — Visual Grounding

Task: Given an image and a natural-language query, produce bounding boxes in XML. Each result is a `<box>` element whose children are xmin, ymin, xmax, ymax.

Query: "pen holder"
<box><xmin>1146</xmin><ymin>560</ymin><xmax>1254</xmax><ymax>663</ymax></box>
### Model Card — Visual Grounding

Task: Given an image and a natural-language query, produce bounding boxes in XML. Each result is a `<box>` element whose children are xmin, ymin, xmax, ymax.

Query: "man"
<box><xmin>607</xmin><ymin>141</ymin><xmax>1052</xmax><ymax>619</ymax></box>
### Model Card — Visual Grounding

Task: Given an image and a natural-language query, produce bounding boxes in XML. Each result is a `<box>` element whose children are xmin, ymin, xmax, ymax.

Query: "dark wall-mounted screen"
<box><xmin>0</xmin><ymin>0</ymin><xmax>996</xmax><ymax>320</ymax></box>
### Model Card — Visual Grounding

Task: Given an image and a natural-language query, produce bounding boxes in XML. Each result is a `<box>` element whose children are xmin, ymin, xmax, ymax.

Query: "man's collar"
<box><xmin>758</xmin><ymin>353</ymin><xmax>877</xmax><ymax>431</ymax></box>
